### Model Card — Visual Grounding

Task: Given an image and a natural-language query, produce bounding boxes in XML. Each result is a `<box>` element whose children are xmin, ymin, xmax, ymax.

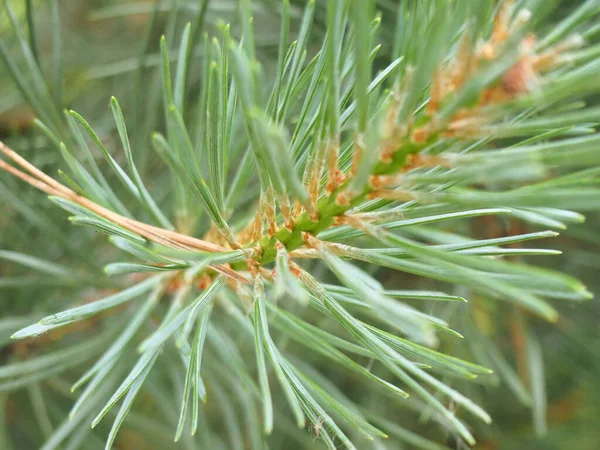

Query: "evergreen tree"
<box><xmin>1</xmin><ymin>1</ymin><xmax>600</xmax><ymax>449</ymax></box>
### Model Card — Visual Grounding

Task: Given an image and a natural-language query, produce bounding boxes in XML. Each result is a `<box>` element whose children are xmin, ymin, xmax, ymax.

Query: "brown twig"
<box><xmin>0</xmin><ymin>141</ymin><xmax>249</xmax><ymax>284</ymax></box>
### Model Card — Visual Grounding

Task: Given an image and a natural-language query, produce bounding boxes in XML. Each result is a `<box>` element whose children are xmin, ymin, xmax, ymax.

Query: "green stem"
<box><xmin>254</xmin><ymin>140</ymin><xmax>428</xmax><ymax>264</ymax></box>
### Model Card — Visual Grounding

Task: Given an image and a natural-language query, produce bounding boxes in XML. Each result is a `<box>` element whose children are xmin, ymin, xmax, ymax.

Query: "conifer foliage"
<box><xmin>1</xmin><ymin>0</ymin><xmax>600</xmax><ymax>449</ymax></box>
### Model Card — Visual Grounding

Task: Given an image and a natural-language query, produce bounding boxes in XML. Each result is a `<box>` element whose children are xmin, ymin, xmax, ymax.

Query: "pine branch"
<box><xmin>1</xmin><ymin>1</ymin><xmax>600</xmax><ymax>449</ymax></box>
